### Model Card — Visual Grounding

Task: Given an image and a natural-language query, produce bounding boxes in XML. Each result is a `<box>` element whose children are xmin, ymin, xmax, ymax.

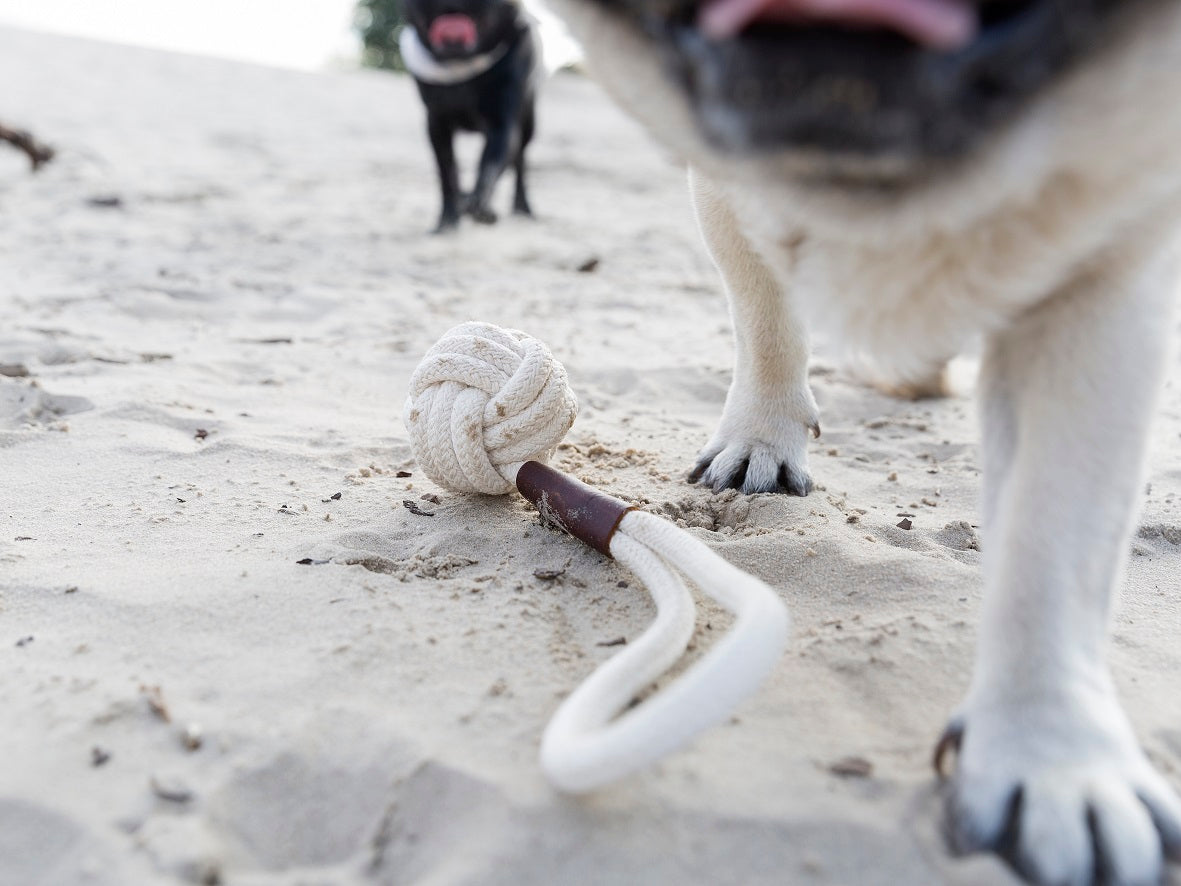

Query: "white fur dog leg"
<box><xmin>688</xmin><ymin>169</ymin><xmax>819</xmax><ymax>495</ymax></box>
<box><xmin>944</xmin><ymin>238</ymin><xmax>1181</xmax><ymax>886</ymax></box>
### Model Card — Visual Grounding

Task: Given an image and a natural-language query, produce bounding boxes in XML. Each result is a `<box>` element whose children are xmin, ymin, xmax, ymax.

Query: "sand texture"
<box><xmin>3</xmin><ymin>25</ymin><xmax>1181</xmax><ymax>886</ymax></box>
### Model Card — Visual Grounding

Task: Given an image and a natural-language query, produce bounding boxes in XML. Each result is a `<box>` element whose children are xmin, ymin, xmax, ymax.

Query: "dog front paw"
<box><xmin>938</xmin><ymin>693</ymin><xmax>1181</xmax><ymax>886</ymax></box>
<box><xmin>469</xmin><ymin>205</ymin><xmax>498</xmax><ymax>225</ymax></box>
<box><xmin>689</xmin><ymin>399</ymin><xmax>819</xmax><ymax>496</ymax></box>
<box><xmin>434</xmin><ymin>212</ymin><xmax>460</xmax><ymax>234</ymax></box>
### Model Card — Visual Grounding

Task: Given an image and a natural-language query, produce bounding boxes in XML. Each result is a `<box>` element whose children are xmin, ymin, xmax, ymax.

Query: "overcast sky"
<box><xmin>0</xmin><ymin>0</ymin><xmax>579</xmax><ymax>71</ymax></box>
<box><xmin>0</xmin><ymin>0</ymin><xmax>360</xmax><ymax>69</ymax></box>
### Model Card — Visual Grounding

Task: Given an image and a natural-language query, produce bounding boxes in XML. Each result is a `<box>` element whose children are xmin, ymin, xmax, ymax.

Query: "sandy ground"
<box><xmin>3</xmin><ymin>25</ymin><xmax>1181</xmax><ymax>886</ymax></box>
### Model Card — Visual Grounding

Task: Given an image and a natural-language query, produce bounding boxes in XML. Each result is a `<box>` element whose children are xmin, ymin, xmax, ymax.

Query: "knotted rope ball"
<box><xmin>403</xmin><ymin>322</ymin><xmax>578</xmax><ymax>495</ymax></box>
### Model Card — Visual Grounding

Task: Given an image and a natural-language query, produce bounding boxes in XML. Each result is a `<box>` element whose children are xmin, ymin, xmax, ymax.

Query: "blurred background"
<box><xmin>0</xmin><ymin>0</ymin><xmax>580</xmax><ymax>72</ymax></box>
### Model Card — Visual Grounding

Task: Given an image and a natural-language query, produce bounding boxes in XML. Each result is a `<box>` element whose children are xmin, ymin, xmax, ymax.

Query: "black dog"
<box><xmin>400</xmin><ymin>0</ymin><xmax>539</xmax><ymax>232</ymax></box>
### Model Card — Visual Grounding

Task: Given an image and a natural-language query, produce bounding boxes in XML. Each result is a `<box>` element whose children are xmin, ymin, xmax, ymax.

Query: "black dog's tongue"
<box><xmin>698</xmin><ymin>0</ymin><xmax>978</xmax><ymax>48</ymax></box>
<box><xmin>429</xmin><ymin>14</ymin><xmax>479</xmax><ymax>51</ymax></box>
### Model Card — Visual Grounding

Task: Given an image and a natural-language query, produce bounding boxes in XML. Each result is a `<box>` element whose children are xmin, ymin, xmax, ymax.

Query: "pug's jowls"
<box><xmin>542</xmin><ymin>0</ymin><xmax>1181</xmax><ymax>883</ymax></box>
<box><xmin>400</xmin><ymin>0</ymin><xmax>539</xmax><ymax>231</ymax></box>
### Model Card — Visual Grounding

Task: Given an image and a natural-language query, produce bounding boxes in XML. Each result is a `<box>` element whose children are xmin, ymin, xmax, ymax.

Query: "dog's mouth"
<box><xmin>699</xmin><ymin>0</ymin><xmax>979</xmax><ymax>50</ymax></box>
<box><xmin>599</xmin><ymin>0</ymin><xmax>1150</xmax><ymax>165</ymax></box>
<box><xmin>427</xmin><ymin>13</ymin><xmax>481</xmax><ymax>55</ymax></box>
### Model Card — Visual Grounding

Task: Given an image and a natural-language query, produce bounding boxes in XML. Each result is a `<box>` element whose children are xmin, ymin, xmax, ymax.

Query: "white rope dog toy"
<box><xmin>404</xmin><ymin>322</ymin><xmax>790</xmax><ymax>792</ymax></box>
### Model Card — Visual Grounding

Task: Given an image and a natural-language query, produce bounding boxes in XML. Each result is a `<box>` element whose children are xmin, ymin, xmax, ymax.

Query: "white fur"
<box><xmin>544</xmin><ymin>0</ymin><xmax>1181</xmax><ymax>881</ymax></box>
<box><xmin>399</xmin><ymin>28</ymin><xmax>509</xmax><ymax>85</ymax></box>
<box><xmin>689</xmin><ymin>170</ymin><xmax>819</xmax><ymax>494</ymax></box>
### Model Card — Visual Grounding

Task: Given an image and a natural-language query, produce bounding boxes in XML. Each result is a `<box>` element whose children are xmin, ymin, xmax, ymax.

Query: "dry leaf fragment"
<box><xmin>140</xmin><ymin>684</ymin><xmax>171</xmax><ymax>723</ymax></box>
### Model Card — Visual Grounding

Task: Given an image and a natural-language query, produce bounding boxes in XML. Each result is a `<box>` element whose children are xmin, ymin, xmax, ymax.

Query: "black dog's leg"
<box><xmin>512</xmin><ymin>95</ymin><xmax>535</xmax><ymax>217</ymax></box>
<box><xmin>468</xmin><ymin>120</ymin><xmax>515</xmax><ymax>225</ymax></box>
<box><xmin>427</xmin><ymin>113</ymin><xmax>462</xmax><ymax>232</ymax></box>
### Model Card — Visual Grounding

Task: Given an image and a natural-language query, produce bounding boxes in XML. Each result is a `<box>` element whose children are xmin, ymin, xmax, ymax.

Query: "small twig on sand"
<box><xmin>0</xmin><ymin>123</ymin><xmax>55</xmax><ymax>170</ymax></box>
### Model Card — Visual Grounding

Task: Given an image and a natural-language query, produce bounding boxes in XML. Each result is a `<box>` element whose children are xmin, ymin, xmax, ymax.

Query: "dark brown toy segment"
<box><xmin>515</xmin><ymin>461</ymin><xmax>635</xmax><ymax>558</ymax></box>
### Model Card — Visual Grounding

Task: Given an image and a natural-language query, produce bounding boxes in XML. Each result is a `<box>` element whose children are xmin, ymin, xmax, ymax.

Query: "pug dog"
<box><xmin>540</xmin><ymin>0</ymin><xmax>1181</xmax><ymax>883</ymax></box>
<box><xmin>400</xmin><ymin>0</ymin><xmax>539</xmax><ymax>231</ymax></box>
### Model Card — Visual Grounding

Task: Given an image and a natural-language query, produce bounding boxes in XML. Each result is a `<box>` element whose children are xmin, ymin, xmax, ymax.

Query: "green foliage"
<box><xmin>356</xmin><ymin>0</ymin><xmax>407</xmax><ymax>72</ymax></box>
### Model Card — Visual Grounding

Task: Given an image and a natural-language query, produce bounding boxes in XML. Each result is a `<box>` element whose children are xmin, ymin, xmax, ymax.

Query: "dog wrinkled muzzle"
<box><xmin>596</xmin><ymin>0</ymin><xmax>1149</xmax><ymax>160</ymax></box>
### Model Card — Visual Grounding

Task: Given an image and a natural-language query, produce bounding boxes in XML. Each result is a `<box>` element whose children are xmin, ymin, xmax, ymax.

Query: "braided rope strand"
<box><xmin>404</xmin><ymin>322</ymin><xmax>577</xmax><ymax>494</ymax></box>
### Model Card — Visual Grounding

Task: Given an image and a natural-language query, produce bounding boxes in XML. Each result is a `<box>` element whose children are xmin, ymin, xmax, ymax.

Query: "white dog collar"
<box><xmin>399</xmin><ymin>28</ymin><xmax>509</xmax><ymax>85</ymax></box>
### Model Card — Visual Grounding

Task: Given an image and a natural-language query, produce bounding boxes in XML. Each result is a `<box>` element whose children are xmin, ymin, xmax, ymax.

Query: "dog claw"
<box><xmin>777</xmin><ymin>463</ymin><xmax>812</xmax><ymax>496</ymax></box>
<box><xmin>689</xmin><ymin>453</ymin><xmax>812</xmax><ymax>496</ymax></box>
<box><xmin>934</xmin><ymin>718</ymin><xmax>964</xmax><ymax>778</ymax></box>
<box><xmin>717</xmin><ymin>458</ymin><xmax>749</xmax><ymax>493</ymax></box>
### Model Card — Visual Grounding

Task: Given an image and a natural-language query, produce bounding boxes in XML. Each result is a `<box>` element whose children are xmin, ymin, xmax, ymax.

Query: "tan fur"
<box><xmin>545</xmin><ymin>2</ymin><xmax>1181</xmax><ymax>882</ymax></box>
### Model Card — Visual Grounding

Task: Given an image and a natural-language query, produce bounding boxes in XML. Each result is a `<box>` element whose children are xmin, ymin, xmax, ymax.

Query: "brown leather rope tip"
<box><xmin>515</xmin><ymin>461</ymin><xmax>636</xmax><ymax>558</ymax></box>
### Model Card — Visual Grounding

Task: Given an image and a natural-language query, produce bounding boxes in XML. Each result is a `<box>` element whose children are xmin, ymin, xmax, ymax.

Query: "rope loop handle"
<box><xmin>541</xmin><ymin>509</ymin><xmax>789</xmax><ymax>792</ymax></box>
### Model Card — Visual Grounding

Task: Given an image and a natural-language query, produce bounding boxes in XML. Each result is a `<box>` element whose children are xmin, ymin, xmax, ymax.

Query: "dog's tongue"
<box><xmin>699</xmin><ymin>0</ymin><xmax>978</xmax><ymax>48</ymax></box>
<box><xmin>428</xmin><ymin>14</ymin><xmax>479</xmax><ymax>51</ymax></box>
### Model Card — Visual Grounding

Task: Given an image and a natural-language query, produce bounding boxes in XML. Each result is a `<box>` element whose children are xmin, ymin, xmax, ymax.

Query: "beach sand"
<box><xmin>3</xmin><ymin>25</ymin><xmax>1180</xmax><ymax>885</ymax></box>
